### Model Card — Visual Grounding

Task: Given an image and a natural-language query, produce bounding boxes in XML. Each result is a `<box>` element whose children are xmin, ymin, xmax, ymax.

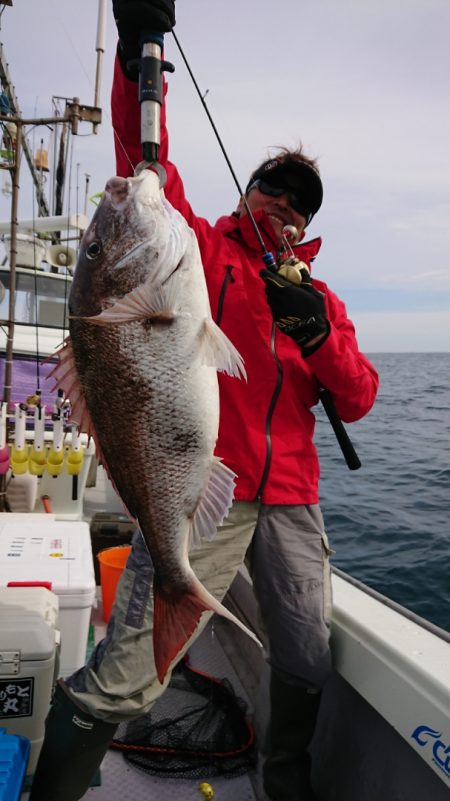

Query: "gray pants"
<box><xmin>66</xmin><ymin>502</ymin><xmax>332</xmax><ymax>722</ymax></box>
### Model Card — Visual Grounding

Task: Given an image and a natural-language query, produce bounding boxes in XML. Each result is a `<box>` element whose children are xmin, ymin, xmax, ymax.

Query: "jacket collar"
<box><xmin>214</xmin><ymin>209</ymin><xmax>322</xmax><ymax>270</ymax></box>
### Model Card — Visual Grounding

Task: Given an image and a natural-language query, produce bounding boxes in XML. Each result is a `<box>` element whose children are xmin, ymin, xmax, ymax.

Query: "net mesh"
<box><xmin>111</xmin><ymin>658</ymin><xmax>257</xmax><ymax>778</ymax></box>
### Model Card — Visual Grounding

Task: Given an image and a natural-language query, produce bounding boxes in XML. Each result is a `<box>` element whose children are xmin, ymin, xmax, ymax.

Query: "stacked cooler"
<box><xmin>0</xmin><ymin>586</ymin><xmax>59</xmax><ymax>781</ymax></box>
<box><xmin>0</xmin><ymin>514</ymin><xmax>96</xmax><ymax>785</ymax></box>
<box><xmin>0</xmin><ymin>515</ymin><xmax>96</xmax><ymax>677</ymax></box>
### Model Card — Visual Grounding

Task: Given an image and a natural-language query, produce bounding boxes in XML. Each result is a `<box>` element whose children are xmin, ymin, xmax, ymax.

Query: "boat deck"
<box><xmin>81</xmin><ymin>608</ymin><xmax>261</xmax><ymax>801</ymax></box>
<box><xmin>15</xmin><ymin>472</ymin><xmax>450</xmax><ymax>801</ymax></box>
<box><xmin>20</xmin><ymin>601</ymin><xmax>264</xmax><ymax>801</ymax></box>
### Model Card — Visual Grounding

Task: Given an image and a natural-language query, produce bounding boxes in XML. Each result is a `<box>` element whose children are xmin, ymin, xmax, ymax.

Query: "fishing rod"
<box><xmin>133</xmin><ymin>29</ymin><xmax>272</xmax><ymax>263</ymax></box>
<box><xmin>171</xmin><ymin>31</ymin><xmax>275</xmax><ymax>269</ymax></box>
<box><xmin>134</xmin><ymin>31</ymin><xmax>361</xmax><ymax>471</ymax></box>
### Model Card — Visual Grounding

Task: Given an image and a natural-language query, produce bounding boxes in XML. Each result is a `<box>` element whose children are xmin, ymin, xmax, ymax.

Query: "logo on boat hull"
<box><xmin>411</xmin><ymin>724</ymin><xmax>450</xmax><ymax>778</ymax></box>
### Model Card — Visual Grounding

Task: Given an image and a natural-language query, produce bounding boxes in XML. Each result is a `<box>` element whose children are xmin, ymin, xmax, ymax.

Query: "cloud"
<box><xmin>1</xmin><ymin>0</ymin><xmax>449</xmax><ymax>352</ymax></box>
<box><xmin>352</xmin><ymin>310</ymin><xmax>450</xmax><ymax>353</ymax></box>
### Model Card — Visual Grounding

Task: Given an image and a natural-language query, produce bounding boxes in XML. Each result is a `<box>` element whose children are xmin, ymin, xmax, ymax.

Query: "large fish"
<box><xmin>50</xmin><ymin>169</ymin><xmax>260</xmax><ymax>682</ymax></box>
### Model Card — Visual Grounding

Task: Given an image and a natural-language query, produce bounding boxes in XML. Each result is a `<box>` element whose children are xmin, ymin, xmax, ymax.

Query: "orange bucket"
<box><xmin>98</xmin><ymin>545</ymin><xmax>132</xmax><ymax>622</ymax></box>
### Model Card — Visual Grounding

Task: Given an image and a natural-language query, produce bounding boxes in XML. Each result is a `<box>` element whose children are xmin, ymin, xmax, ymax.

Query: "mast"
<box><xmin>54</xmin><ymin>123</ymin><xmax>68</xmax><ymax>218</ymax></box>
<box><xmin>0</xmin><ymin>41</ymin><xmax>51</xmax><ymax>217</ymax></box>
<box><xmin>0</xmin><ymin>1</ymin><xmax>105</xmax><ymax>512</ymax></box>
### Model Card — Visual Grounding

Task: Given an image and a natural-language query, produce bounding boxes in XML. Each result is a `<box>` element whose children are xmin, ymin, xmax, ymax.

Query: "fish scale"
<box><xmin>49</xmin><ymin>169</ymin><xmax>261</xmax><ymax>682</ymax></box>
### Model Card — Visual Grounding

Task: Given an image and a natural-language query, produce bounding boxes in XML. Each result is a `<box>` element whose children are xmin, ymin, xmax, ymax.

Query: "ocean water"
<box><xmin>314</xmin><ymin>352</ymin><xmax>450</xmax><ymax>633</ymax></box>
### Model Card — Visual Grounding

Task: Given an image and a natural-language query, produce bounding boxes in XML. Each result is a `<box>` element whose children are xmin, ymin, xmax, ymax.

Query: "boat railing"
<box><xmin>332</xmin><ymin>564</ymin><xmax>450</xmax><ymax>644</ymax></box>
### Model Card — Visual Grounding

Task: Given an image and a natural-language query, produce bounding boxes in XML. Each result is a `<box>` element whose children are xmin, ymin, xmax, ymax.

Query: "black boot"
<box><xmin>263</xmin><ymin>671</ymin><xmax>321</xmax><ymax>801</ymax></box>
<box><xmin>29</xmin><ymin>680</ymin><xmax>118</xmax><ymax>801</ymax></box>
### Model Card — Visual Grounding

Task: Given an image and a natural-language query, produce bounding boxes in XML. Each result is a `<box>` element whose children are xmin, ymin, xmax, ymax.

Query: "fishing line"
<box><xmin>171</xmin><ymin>31</ymin><xmax>271</xmax><ymax>261</ymax></box>
<box><xmin>113</xmin><ymin>124</ymin><xmax>138</xmax><ymax>177</ymax></box>
<box><xmin>48</xmin><ymin>0</ymin><xmax>97</xmax><ymax>90</ymax></box>
<box><xmin>47</xmin><ymin>1</ymin><xmax>136</xmax><ymax>177</ymax></box>
<box><xmin>170</xmin><ymin>33</ymin><xmax>361</xmax><ymax>471</ymax></box>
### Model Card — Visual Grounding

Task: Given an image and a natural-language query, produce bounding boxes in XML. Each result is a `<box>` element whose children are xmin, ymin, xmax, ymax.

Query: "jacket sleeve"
<box><xmin>111</xmin><ymin>52</ymin><xmax>219</xmax><ymax>265</ymax></box>
<box><xmin>306</xmin><ymin>283</ymin><xmax>379</xmax><ymax>423</ymax></box>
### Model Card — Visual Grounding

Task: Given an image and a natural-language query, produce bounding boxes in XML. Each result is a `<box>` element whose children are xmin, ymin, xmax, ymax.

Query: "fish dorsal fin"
<box><xmin>199</xmin><ymin>318</ymin><xmax>247</xmax><ymax>379</ymax></box>
<box><xmin>189</xmin><ymin>456</ymin><xmax>237</xmax><ymax>549</ymax></box>
<box><xmin>75</xmin><ymin>272</ymin><xmax>181</xmax><ymax>326</ymax></box>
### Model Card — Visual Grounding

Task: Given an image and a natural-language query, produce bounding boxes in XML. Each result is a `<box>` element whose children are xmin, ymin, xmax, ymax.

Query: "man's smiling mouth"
<box><xmin>268</xmin><ymin>213</ymin><xmax>288</xmax><ymax>227</ymax></box>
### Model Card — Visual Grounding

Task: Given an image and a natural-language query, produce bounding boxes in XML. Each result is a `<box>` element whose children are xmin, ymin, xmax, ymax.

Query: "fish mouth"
<box><xmin>105</xmin><ymin>176</ymin><xmax>130</xmax><ymax>206</ymax></box>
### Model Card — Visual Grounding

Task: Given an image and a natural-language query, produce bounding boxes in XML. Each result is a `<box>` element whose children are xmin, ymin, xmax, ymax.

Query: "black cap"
<box><xmin>246</xmin><ymin>157</ymin><xmax>323</xmax><ymax>222</ymax></box>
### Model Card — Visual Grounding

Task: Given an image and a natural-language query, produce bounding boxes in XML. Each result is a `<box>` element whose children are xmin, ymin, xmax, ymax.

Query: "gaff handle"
<box><xmin>319</xmin><ymin>389</ymin><xmax>361</xmax><ymax>471</ymax></box>
<box><xmin>137</xmin><ymin>32</ymin><xmax>174</xmax><ymax>164</ymax></box>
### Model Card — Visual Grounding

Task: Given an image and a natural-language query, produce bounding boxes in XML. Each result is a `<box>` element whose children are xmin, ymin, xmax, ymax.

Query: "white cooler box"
<box><xmin>0</xmin><ymin>515</ymin><xmax>96</xmax><ymax>677</ymax></box>
<box><xmin>0</xmin><ymin>587</ymin><xmax>60</xmax><ymax>774</ymax></box>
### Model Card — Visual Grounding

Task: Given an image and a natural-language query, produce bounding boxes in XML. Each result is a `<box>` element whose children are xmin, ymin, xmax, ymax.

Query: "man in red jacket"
<box><xmin>29</xmin><ymin>3</ymin><xmax>378</xmax><ymax>801</ymax></box>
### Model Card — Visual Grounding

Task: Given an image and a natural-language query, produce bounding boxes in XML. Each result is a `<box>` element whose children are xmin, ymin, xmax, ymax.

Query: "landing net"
<box><xmin>111</xmin><ymin>657</ymin><xmax>257</xmax><ymax>778</ymax></box>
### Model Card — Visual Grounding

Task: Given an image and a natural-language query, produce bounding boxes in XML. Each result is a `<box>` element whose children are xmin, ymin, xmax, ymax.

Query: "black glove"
<box><xmin>113</xmin><ymin>0</ymin><xmax>176</xmax><ymax>76</ymax></box>
<box><xmin>260</xmin><ymin>269</ymin><xmax>330</xmax><ymax>352</ymax></box>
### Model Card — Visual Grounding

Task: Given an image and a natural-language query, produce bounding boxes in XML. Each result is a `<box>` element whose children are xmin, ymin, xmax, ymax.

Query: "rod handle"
<box><xmin>319</xmin><ymin>389</ymin><xmax>361</xmax><ymax>471</ymax></box>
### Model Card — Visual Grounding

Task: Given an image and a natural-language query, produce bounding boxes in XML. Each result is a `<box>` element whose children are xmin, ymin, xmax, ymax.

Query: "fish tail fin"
<box><xmin>153</xmin><ymin>573</ymin><xmax>262</xmax><ymax>684</ymax></box>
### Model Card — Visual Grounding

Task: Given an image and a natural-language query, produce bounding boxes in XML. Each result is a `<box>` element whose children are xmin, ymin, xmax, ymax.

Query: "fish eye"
<box><xmin>86</xmin><ymin>241</ymin><xmax>102</xmax><ymax>260</ymax></box>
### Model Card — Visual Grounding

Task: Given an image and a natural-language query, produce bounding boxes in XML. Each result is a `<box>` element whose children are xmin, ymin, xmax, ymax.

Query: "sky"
<box><xmin>0</xmin><ymin>0</ymin><xmax>449</xmax><ymax>352</ymax></box>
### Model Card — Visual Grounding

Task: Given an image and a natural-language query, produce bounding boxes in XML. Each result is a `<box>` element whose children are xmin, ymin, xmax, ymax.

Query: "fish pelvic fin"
<box><xmin>153</xmin><ymin>572</ymin><xmax>262</xmax><ymax>684</ymax></box>
<box><xmin>199</xmin><ymin>318</ymin><xmax>247</xmax><ymax>380</ymax></box>
<box><xmin>189</xmin><ymin>456</ymin><xmax>236</xmax><ymax>549</ymax></box>
<box><xmin>74</xmin><ymin>275</ymin><xmax>179</xmax><ymax>325</ymax></box>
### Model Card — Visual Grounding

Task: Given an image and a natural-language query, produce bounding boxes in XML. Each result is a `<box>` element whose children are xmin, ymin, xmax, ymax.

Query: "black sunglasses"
<box><xmin>249</xmin><ymin>179</ymin><xmax>312</xmax><ymax>223</ymax></box>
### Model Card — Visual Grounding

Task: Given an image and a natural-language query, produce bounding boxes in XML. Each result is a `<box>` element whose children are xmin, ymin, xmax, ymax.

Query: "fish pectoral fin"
<box><xmin>198</xmin><ymin>318</ymin><xmax>247</xmax><ymax>380</ymax></box>
<box><xmin>46</xmin><ymin>337</ymin><xmax>96</xmax><ymax>439</ymax></box>
<box><xmin>153</xmin><ymin>573</ymin><xmax>262</xmax><ymax>684</ymax></box>
<box><xmin>189</xmin><ymin>456</ymin><xmax>237</xmax><ymax>549</ymax></box>
<box><xmin>78</xmin><ymin>281</ymin><xmax>177</xmax><ymax>326</ymax></box>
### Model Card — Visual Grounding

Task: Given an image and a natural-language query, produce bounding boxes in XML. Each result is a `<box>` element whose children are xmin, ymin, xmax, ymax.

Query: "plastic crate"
<box><xmin>0</xmin><ymin>728</ymin><xmax>30</xmax><ymax>801</ymax></box>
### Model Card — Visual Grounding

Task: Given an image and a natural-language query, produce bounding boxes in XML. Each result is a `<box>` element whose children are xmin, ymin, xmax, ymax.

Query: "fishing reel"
<box><xmin>275</xmin><ymin>225</ymin><xmax>311</xmax><ymax>286</ymax></box>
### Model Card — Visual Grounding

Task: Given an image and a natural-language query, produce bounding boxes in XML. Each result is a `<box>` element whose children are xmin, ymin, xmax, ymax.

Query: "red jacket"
<box><xmin>111</xmin><ymin>57</ymin><xmax>379</xmax><ymax>504</ymax></box>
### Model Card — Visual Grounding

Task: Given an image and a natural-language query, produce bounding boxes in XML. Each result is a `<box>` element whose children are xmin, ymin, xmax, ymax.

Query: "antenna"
<box><xmin>93</xmin><ymin>0</ymin><xmax>107</xmax><ymax>134</ymax></box>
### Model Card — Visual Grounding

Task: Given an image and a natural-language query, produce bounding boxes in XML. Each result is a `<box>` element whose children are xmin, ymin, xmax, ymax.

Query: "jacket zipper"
<box><xmin>255</xmin><ymin>322</ymin><xmax>283</xmax><ymax>501</ymax></box>
<box><xmin>215</xmin><ymin>266</ymin><xmax>283</xmax><ymax>501</ymax></box>
<box><xmin>215</xmin><ymin>265</ymin><xmax>234</xmax><ymax>325</ymax></box>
